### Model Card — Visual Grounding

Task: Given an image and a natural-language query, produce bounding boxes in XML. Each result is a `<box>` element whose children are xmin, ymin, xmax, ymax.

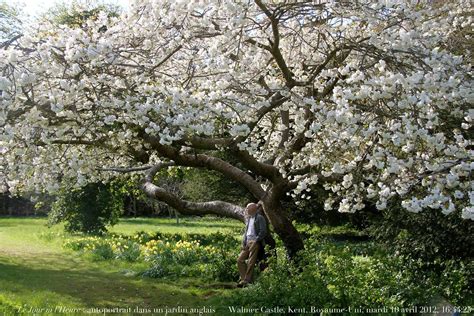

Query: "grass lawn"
<box><xmin>109</xmin><ymin>217</ymin><xmax>242</xmax><ymax>235</ymax></box>
<box><xmin>0</xmin><ymin>217</ymin><xmax>243</xmax><ymax>315</ymax></box>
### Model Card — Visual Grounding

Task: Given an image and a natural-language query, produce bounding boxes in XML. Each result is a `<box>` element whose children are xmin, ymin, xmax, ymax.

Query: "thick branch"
<box><xmin>277</xmin><ymin>70</ymin><xmax>345</xmax><ymax>165</ymax></box>
<box><xmin>141</xmin><ymin>162</ymin><xmax>245</xmax><ymax>221</ymax></box>
<box><xmin>255</xmin><ymin>0</ymin><xmax>296</xmax><ymax>87</ymax></box>
<box><xmin>0</xmin><ymin>34</ymin><xmax>22</xmax><ymax>49</ymax></box>
<box><xmin>169</xmin><ymin>95</ymin><xmax>290</xmax><ymax>183</ymax></box>
<box><xmin>231</xmin><ymin>146</ymin><xmax>285</xmax><ymax>184</ymax></box>
<box><xmin>139</xmin><ymin>131</ymin><xmax>266</xmax><ymax>199</ymax></box>
<box><xmin>278</xmin><ymin>109</ymin><xmax>290</xmax><ymax>149</ymax></box>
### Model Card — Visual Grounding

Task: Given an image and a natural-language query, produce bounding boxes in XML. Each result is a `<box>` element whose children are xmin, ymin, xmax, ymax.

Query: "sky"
<box><xmin>3</xmin><ymin>0</ymin><xmax>130</xmax><ymax>19</ymax></box>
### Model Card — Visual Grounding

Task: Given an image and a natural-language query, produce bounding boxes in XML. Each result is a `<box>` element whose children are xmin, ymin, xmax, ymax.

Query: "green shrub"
<box><xmin>135</xmin><ymin>231</ymin><xmax>241</xmax><ymax>280</ymax></box>
<box><xmin>366</xmin><ymin>205</ymin><xmax>474</xmax><ymax>262</ymax></box>
<box><xmin>89</xmin><ymin>243</ymin><xmax>115</xmax><ymax>261</ymax></box>
<box><xmin>204</xmin><ymin>248</ymin><xmax>240</xmax><ymax>282</ymax></box>
<box><xmin>48</xmin><ymin>182</ymin><xmax>123</xmax><ymax>235</ymax></box>
<box><xmin>63</xmin><ymin>236</ymin><xmax>102</xmax><ymax>251</ymax></box>
<box><xmin>142</xmin><ymin>238</ymin><xmax>238</xmax><ymax>281</ymax></box>
<box><xmin>113</xmin><ymin>239</ymin><xmax>142</xmax><ymax>262</ymax></box>
<box><xmin>364</xmin><ymin>205</ymin><xmax>474</xmax><ymax>305</ymax></box>
<box><xmin>228</xmin><ymin>249</ymin><xmax>333</xmax><ymax>308</ymax></box>
<box><xmin>142</xmin><ymin>263</ymin><xmax>172</xmax><ymax>278</ymax></box>
<box><xmin>63</xmin><ymin>231</ymin><xmax>241</xmax><ymax>281</ymax></box>
<box><xmin>228</xmin><ymin>241</ymin><xmax>434</xmax><ymax>309</ymax></box>
<box><xmin>63</xmin><ymin>236</ymin><xmax>116</xmax><ymax>261</ymax></box>
<box><xmin>439</xmin><ymin>261</ymin><xmax>473</xmax><ymax>305</ymax></box>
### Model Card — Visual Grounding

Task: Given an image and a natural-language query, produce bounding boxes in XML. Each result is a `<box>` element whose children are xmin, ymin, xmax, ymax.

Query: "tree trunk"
<box><xmin>140</xmin><ymin>162</ymin><xmax>303</xmax><ymax>259</ymax></box>
<box><xmin>132</xmin><ymin>195</ymin><xmax>137</xmax><ymax>217</ymax></box>
<box><xmin>261</xmin><ymin>197</ymin><xmax>305</xmax><ymax>259</ymax></box>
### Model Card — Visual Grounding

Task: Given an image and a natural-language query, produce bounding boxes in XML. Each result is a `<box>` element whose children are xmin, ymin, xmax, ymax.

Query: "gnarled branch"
<box><xmin>139</xmin><ymin>130</ymin><xmax>266</xmax><ymax>199</ymax></box>
<box><xmin>140</xmin><ymin>162</ymin><xmax>245</xmax><ymax>221</ymax></box>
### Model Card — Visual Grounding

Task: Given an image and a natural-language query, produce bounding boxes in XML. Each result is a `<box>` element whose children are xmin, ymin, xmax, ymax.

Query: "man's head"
<box><xmin>245</xmin><ymin>203</ymin><xmax>258</xmax><ymax>217</ymax></box>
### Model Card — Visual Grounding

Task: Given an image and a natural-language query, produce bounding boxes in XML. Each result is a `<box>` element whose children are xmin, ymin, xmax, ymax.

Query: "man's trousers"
<box><xmin>237</xmin><ymin>239</ymin><xmax>260</xmax><ymax>282</ymax></box>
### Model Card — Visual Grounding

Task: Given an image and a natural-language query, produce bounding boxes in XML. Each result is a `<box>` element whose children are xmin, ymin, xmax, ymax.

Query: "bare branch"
<box><xmin>255</xmin><ymin>0</ymin><xmax>296</xmax><ymax>87</ymax></box>
<box><xmin>149</xmin><ymin>44</ymin><xmax>183</xmax><ymax>73</ymax></box>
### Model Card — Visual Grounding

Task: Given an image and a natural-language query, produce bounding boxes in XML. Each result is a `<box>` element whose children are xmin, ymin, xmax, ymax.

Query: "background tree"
<box><xmin>48</xmin><ymin>181</ymin><xmax>123</xmax><ymax>234</ymax></box>
<box><xmin>1</xmin><ymin>0</ymin><xmax>472</xmax><ymax>257</ymax></box>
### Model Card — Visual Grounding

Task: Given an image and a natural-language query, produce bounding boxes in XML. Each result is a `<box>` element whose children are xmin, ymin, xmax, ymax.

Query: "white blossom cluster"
<box><xmin>0</xmin><ymin>0</ymin><xmax>472</xmax><ymax>219</ymax></box>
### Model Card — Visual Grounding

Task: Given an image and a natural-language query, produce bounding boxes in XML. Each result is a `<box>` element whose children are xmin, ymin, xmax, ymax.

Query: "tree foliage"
<box><xmin>367</xmin><ymin>203</ymin><xmax>474</xmax><ymax>262</ymax></box>
<box><xmin>1</xmin><ymin>0</ymin><xmax>473</xmax><ymax>254</ymax></box>
<box><xmin>48</xmin><ymin>181</ymin><xmax>123</xmax><ymax>234</ymax></box>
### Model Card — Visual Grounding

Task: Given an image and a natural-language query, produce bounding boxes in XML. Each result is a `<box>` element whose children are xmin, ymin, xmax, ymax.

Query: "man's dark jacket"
<box><xmin>241</xmin><ymin>212</ymin><xmax>267</xmax><ymax>248</ymax></box>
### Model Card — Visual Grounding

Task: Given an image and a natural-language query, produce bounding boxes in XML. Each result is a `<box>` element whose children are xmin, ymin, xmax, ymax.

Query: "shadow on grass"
<box><xmin>0</xmin><ymin>256</ymin><xmax>211</xmax><ymax>309</ymax></box>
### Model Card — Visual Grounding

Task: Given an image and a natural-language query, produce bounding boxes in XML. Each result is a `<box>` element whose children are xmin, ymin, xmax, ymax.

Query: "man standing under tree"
<box><xmin>237</xmin><ymin>202</ymin><xmax>267</xmax><ymax>287</ymax></box>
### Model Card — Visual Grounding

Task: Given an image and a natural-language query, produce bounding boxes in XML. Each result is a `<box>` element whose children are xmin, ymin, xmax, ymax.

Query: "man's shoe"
<box><xmin>236</xmin><ymin>281</ymin><xmax>245</xmax><ymax>288</ymax></box>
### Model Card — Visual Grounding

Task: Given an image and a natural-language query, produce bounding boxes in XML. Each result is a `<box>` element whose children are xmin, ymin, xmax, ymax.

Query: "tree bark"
<box><xmin>137</xmin><ymin>162</ymin><xmax>304</xmax><ymax>259</ymax></box>
<box><xmin>261</xmin><ymin>194</ymin><xmax>305</xmax><ymax>259</ymax></box>
<box><xmin>140</xmin><ymin>163</ymin><xmax>245</xmax><ymax>221</ymax></box>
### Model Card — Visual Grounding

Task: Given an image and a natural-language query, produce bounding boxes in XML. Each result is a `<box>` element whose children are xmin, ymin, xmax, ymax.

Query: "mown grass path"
<box><xmin>0</xmin><ymin>217</ymin><xmax>241</xmax><ymax>315</ymax></box>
